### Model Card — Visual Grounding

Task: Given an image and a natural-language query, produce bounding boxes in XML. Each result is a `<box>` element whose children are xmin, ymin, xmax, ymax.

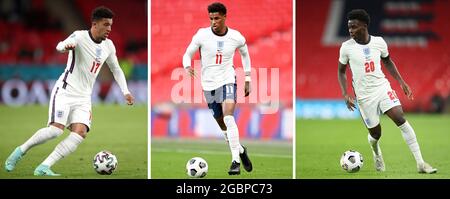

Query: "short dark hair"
<box><xmin>347</xmin><ymin>9</ymin><xmax>370</xmax><ymax>26</ymax></box>
<box><xmin>91</xmin><ymin>6</ymin><xmax>114</xmax><ymax>22</ymax></box>
<box><xmin>208</xmin><ymin>2</ymin><xmax>227</xmax><ymax>15</ymax></box>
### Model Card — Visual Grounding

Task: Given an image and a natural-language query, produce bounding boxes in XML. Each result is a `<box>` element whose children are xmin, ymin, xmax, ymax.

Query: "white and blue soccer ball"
<box><xmin>340</xmin><ymin>150</ymin><xmax>363</xmax><ymax>173</ymax></box>
<box><xmin>93</xmin><ymin>150</ymin><xmax>118</xmax><ymax>175</ymax></box>
<box><xmin>186</xmin><ymin>157</ymin><xmax>208</xmax><ymax>178</ymax></box>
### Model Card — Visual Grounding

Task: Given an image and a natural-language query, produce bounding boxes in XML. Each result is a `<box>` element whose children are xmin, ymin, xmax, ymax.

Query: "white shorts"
<box><xmin>356</xmin><ymin>84</ymin><xmax>401</xmax><ymax>129</ymax></box>
<box><xmin>47</xmin><ymin>86</ymin><xmax>92</xmax><ymax>131</ymax></box>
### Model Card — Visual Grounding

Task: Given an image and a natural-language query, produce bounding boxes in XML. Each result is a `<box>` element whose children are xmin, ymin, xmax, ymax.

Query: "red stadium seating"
<box><xmin>0</xmin><ymin>0</ymin><xmax>147</xmax><ymax>65</ymax></box>
<box><xmin>75</xmin><ymin>0</ymin><xmax>147</xmax><ymax>63</ymax></box>
<box><xmin>151</xmin><ymin>0</ymin><xmax>293</xmax><ymax>106</ymax></box>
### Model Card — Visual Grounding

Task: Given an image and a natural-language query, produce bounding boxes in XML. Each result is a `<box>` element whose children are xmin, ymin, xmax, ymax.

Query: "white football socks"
<box><xmin>224</xmin><ymin>115</ymin><xmax>242</xmax><ymax>163</ymax></box>
<box><xmin>239</xmin><ymin>144</ymin><xmax>244</xmax><ymax>154</ymax></box>
<box><xmin>42</xmin><ymin>132</ymin><xmax>84</xmax><ymax>167</ymax></box>
<box><xmin>222</xmin><ymin>130</ymin><xmax>244</xmax><ymax>153</ymax></box>
<box><xmin>368</xmin><ymin>134</ymin><xmax>382</xmax><ymax>156</ymax></box>
<box><xmin>399</xmin><ymin>121</ymin><xmax>424</xmax><ymax>165</ymax></box>
<box><xmin>20</xmin><ymin>125</ymin><xmax>64</xmax><ymax>153</ymax></box>
<box><xmin>222</xmin><ymin>130</ymin><xmax>229</xmax><ymax>143</ymax></box>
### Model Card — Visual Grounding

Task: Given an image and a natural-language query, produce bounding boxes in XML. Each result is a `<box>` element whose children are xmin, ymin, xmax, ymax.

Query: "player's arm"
<box><xmin>56</xmin><ymin>32</ymin><xmax>77</xmax><ymax>52</ymax></box>
<box><xmin>338</xmin><ymin>62</ymin><xmax>356</xmax><ymax>111</ymax></box>
<box><xmin>337</xmin><ymin>44</ymin><xmax>356</xmax><ymax>111</ymax></box>
<box><xmin>238</xmin><ymin>43</ymin><xmax>251</xmax><ymax>97</ymax></box>
<box><xmin>106</xmin><ymin>44</ymin><xmax>134</xmax><ymax>105</ymax></box>
<box><xmin>182</xmin><ymin>32</ymin><xmax>200</xmax><ymax>77</ymax></box>
<box><xmin>381</xmin><ymin>56</ymin><xmax>413</xmax><ymax>100</ymax></box>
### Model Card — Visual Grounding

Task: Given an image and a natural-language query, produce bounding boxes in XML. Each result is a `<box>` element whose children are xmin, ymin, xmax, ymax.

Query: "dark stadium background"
<box><xmin>0</xmin><ymin>0</ymin><xmax>148</xmax><ymax>105</ymax></box>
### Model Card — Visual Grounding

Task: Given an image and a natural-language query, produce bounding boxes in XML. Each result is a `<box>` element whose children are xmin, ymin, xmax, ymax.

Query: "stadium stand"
<box><xmin>0</xmin><ymin>0</ymin><xmax>147</xmax><ymax>105</ymax></box>
<box><xmin>0</xmin><ymin>0</ymin><xmax>147</xmax><ymax>65</ymax></box>
<box><xmin>151</xmin><ymin>0</ymin><xmax>292</xmax><ymax>106</ymax></box>
<box><xmin>75</xmin><ymin>0</ymin><xmax>147</xmax><ymax>63</ymax></box>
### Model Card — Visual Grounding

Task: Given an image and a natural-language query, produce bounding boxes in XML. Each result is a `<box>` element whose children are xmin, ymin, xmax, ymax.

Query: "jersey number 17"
<box><xmin>90</xmin><ymin>61</ymin><xmax>101</xmax><ymax>73</ymax></box>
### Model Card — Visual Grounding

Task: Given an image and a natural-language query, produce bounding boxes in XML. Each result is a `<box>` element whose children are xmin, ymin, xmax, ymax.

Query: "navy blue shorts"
<box><xmin>203</xmin><ymin>83</ymin><xmax>237</xmax><ymax>118</ymax></box>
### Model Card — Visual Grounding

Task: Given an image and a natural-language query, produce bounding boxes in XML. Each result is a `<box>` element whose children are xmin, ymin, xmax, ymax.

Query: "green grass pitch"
<box><xmin>296</xmin><ymin>114</ymin><xmax>450</xmax><ymax>179</ymax></box>
<box><xmin>0</xmin><ymin>104</ymin><xmax>147</xmax><ymax>179</ymax></box>
<box><xmin>152</xmin><ymin>138</ymin><xmax>292</xmax><ymax>179</ymax></box>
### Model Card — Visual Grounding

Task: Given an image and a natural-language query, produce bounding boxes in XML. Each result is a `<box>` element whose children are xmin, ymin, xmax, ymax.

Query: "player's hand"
<box><xmin>400</xmin><ymin>82</ymin><xmax>414</xmax><ymax>100</ymax></box>
<box><xmin>244</xmin><ymin>81</ymin><xmax>251</xmax><ymax>97</ymax></box>
<box><xmin>65</xmin><ymin>43</ymin><xmax>75</xmax><ymax>50</ymax></box>
<box><xmin>343</xmin><ymin>94</ymin><xmax>356</xmax><ymax>111</ymax></box>
<box><xmin>125</xmin><ymin>93</ymin><xmax>135</xmax><ymax>105</ymax></box>
<box><xmin>185</xmin><ymin>67</ymin><xmax>197</xmax><ymax>78</ymax></box>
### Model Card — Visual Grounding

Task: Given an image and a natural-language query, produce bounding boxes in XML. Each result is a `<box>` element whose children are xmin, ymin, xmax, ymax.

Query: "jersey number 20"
<box><xmin>364</xmin><ymin>61</ymin><xmax>375</xmax><ymax>73</ymax></box>
<box><xmin>388</xmin><ymin>90</ymin><xmax>398</xmax><ymax>101</ymax></box>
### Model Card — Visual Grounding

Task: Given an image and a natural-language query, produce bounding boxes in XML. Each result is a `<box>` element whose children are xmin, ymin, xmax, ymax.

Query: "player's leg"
<box><xmin>20</xmin><ymin>123</ymin><xmax>65</xmax><ymax>153</ymax></box>
<box><xmin>23</xmin><ymin>86</ymin><xmax>68</xmax><ymax>152</ymax></box>
<box><xmin>5</xmin><ymin>87</ymin><xmax>67</xmax><ymax>172</ymax></box>
<box><xmin>357</xmin><ymin>99</ymin><xmax>385</xmax><ymax>171</ymax></box>
<box><xmin>222</xmin><ymin>100</ymin><xmax>241</xmax><ymax>175</ymax></box>
<box><xmin>367</xmin><ymin>125</ymin><xmax>381</xmax><ymax>156</ymax></box>
<box><xmin>34</xmin><ymin>123</ymin><xmax>86</xmax><ymax>176</ymax></box>
<box><xmin>367</xmin><ymin>124</ymin><xmax>385</xmax><ymax>171</ymax></box>
<box><xmin>4</xmin><ymin>123</ymin><xmax>65</xmax><ymax>172</ymax></box>
<box><xmin>35</xmin><ymin>103</ymin><xmax>91</xmax><ymax>176</ymax></box>
<box><xmin>367</xmin><ymin>124</ymin><xmax>381</xmax><ymax>156</ymax></box>
<box><xmin>385</xmin><ymin>105</ymin><xmax>437</xmax><ymax>173</ymax></box>
<box><xmin>204</xmin><ymin>89</ymin><xmax>229</xmax><ymax>142</ymax></box>
<box><xmin>221</xmin><ymin>83</ymin><xmax>252</xmax><ymax>174</ymax></box>
<box><xmin>214</xmin><ymin>115</ymin><xmax>229</xmax><ymax>142</ymax></box>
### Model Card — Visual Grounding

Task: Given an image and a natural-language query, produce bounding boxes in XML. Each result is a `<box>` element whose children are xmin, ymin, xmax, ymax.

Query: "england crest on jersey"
<box><xmin>95</xmin><ymin>47</ymin><xmax>102</xmax><ymax>62</ymax></box>
<box><xmin>57</xmin><ymin>110</ymin><xmax>64</xmax><ymax>118</ymax></box>
<box><xmin>363</xmin><ymin>47</ymin><xmax>370</xmax><ymax>59</ymax></box>
<box><xmin>217</xmin><ymin>41</ymin><xmax>224</xmax><ymax>52</ymax></box>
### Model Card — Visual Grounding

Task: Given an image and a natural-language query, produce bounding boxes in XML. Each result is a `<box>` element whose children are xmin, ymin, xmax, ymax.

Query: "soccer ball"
<box><xmin>340</xmin><ymin>150</ymin><xmax>363</xmax><ymax>173</ymax></box>
<box><xmin>93</xmin><ymin>150</ymin><xmax>118</xmax><ymax>175</ymax></box>
<box><xmin>186</xmin><ymin>157</ymin><xmax>208</xmax><ymax>178</ymax></box>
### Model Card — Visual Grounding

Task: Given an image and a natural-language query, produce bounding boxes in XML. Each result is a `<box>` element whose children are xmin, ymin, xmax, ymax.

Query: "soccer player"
<box><xmin>338</xmin><ymin>9</ymin><xmax>437</xmax><ymax>174</ymax></box>
<box><xmin>182</xmin><ymin>2</ymin><xmax>253</xmax><ymax>175</ymax></box>
<box><xmin>4</xmin><ymin>6</ymin><xmax>134</xmax><ymax>176</ymax></box>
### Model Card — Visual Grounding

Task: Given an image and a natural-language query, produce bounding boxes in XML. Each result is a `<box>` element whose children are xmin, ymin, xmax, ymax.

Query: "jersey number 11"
<box><xmin>216</xmin><ymin>53</ymin><xmax>223</xmax><ymax>64</ymax></box>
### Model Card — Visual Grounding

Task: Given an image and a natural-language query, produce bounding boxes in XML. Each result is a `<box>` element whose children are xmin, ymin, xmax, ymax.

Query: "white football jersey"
<box><xmin>339</xmin><ymin>36</ymin><xmax>390</xmax><ymax>99</ymax></box>
<box><xmin>55</xmin><ymin>30</ymin><xmax>129</xmax><ymax>97</ymax></box>
<box><xmin>183</xmin><ymin>27</ymin><xmax>251</xmax><ymax>91</ymax></box>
